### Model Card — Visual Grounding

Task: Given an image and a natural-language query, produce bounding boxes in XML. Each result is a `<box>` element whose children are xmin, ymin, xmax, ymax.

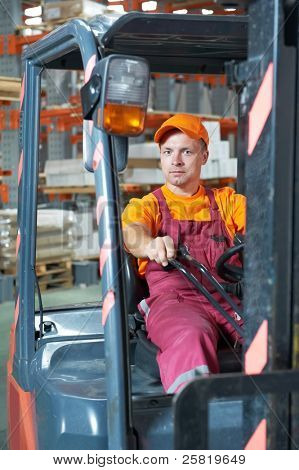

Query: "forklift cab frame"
<box><xmin>7</xmin><ymin>3</ymin><xmax>299</xmax><ymax>450</ymax></box>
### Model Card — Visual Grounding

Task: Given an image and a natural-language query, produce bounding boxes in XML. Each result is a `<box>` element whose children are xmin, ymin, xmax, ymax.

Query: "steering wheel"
<box><xmin>216</xmin><ymin>242</ymin><xmax>244</xmax><ymax>283</ymax></box>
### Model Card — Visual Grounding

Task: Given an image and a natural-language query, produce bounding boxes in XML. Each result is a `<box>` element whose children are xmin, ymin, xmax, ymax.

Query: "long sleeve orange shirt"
<box><xmin>122</xmin><ymin>184</ymin><xmax>246</xmax><ymax>276</ymax></box>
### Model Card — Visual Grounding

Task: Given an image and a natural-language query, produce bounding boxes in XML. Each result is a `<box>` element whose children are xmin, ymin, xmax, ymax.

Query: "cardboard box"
<box><xmin>74</xmin><ymin>208</ymin><xmax>95</xmax><ymax>238</ymax></box>
<box><xmin>209</xmin><ymin>141</ymin><xmax>230</xmax><ymax>160</ymax></box>
<box><xmin>201</xmin><ymin>158</ymin><xmax>237</xmax><ymax>179</ymax></box>
<box><xmin>73</xmin><ymin>231</ymin><xmax>99</xmax><ymax>258</ymax></box>
<box><xmin>0</xmin><ymin>76</ymin><xmax>21</xmax><ymax>102</ymax></box>
<box><xmin>201</xmin><ymin>160</ymin><xmax>219</xmax><ymax>179</ymax></box>
<box><xmin>43</xmin><ymin>0</ymin><xmax>105</xmax><ymax>22</ymax></box>
<box><xmin>45</xmin><ymin>159</ymin><xmax>94</xmax><ymax>187</ymax></box>
<box><xmin>122</xmin><ymin>168</ymin><xmax>164</xmax><ymax>185</ymax></box>
<box><xmin>0</xmin><ymin>209</ymin><xmax>76</xmax><ymax>271</ymax></box>
<box><xmin>128</xmin><ymin>137</ymin><xmax>229</xmax><ymax>161</ymax></box>
<box><xmin>129</xmin><ymin>143</ymin><xmax>160</xmax><ymax>159</ymax></box>
<box><xmin>202</xmin><ymin>121</ymin><xmax>221</xmax><ymax>143</ymax></box>
<box><xmin>218</xmin><ymin>159</ymin><xmax>238</xmax><ymax>178</ymax></box>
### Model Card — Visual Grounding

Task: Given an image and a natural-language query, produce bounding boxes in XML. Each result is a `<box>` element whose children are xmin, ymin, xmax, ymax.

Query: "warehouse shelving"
<box><xmin>0</xmin><ymin>1</ymin><xmax>241</xmax><ymax>208</ymax></box>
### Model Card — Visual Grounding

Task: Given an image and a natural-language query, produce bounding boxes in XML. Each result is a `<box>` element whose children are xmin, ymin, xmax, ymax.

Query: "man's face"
<box><xmin>160</xmin><ymin>130</ymin><xmax>208</xmax><ymax>190</ymax></box>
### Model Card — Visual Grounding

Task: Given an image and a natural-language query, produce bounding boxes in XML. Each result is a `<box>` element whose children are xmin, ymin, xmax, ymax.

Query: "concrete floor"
<box><xmin>0</xmin><ymin>284</ymin><xmax>100</xmax><ymax>450</ymax></box>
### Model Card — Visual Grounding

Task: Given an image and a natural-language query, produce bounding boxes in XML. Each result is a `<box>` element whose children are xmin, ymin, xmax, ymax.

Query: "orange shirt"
<box><xmin>122</xmin><ymin>184</ymin><xmax>246</xmax><ymax>276</ymax></box>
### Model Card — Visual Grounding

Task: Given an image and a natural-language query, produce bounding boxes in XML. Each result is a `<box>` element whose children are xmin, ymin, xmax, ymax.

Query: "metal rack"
<box><xmin>0</xmin><ymin>0</ymin><xmax>22</xmax><ymax>208</ymax></box>
<box><xmin>0</xmin><ymin>1</ymin><xmax>242</xmax><ymax>208</ymax></box>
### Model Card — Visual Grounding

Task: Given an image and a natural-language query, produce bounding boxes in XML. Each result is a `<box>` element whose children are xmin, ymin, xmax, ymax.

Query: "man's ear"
<box><xmin>202</xmin><ymin>149</ymin><xmax>209</xmax><ymax>165</ymax></box>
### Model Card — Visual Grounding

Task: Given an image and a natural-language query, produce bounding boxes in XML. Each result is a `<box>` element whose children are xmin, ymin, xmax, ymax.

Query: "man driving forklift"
<box><xmin>122</xmin><ymin>113</ymin><xmax>246</xmax><ymax>394</ymax></box>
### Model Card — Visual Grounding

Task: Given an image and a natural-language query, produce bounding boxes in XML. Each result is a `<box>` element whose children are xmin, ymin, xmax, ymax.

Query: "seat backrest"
<box><xmin>123</xmin><ymin>250</ymin><xmax>149</xmax><ymax>314</ymax></box>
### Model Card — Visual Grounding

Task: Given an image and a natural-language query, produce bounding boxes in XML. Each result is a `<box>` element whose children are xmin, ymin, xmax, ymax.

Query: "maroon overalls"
<box><xmin>138</xmin><ymin>187</ymin><xmax>243</xmax><ymax>394</ymax></box>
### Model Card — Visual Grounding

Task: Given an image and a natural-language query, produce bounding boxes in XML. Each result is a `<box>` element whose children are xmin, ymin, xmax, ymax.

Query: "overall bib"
<box><xmin>138</xmin><ymin>187</ymin><xmax>243</xmax><ymax>394</ymax></box>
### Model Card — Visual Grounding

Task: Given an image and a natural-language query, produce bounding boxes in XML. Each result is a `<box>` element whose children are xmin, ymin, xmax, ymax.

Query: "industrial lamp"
<box><xmin>81</xmin><ymin>55</ymin><xmax>150</xmax><ymax>137</ymax></box>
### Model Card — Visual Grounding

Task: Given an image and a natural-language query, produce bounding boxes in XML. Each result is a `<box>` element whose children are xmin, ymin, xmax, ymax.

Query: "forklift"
<box><xmin>7</xmin><ymin>0</ymin><xmax>299</xmax><ymax>450</ymax></box>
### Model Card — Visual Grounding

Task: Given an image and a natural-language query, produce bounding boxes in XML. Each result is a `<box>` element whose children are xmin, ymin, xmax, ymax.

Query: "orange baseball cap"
<box><xmin>154</xmin><ymin>113</ymin><xmax>209</xmax><ymax>146</ymax></box>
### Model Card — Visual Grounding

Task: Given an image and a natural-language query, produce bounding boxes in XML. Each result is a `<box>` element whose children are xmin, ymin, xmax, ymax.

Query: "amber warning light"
<box><xmin>81</xmin><ymin>55</ymin><xmax>150</xmax><ymax>136</ymax></box>
<box><xmin>98</xmin><ymin>57</ymin><xmax>149</xmax><ymax>136</ymax></box>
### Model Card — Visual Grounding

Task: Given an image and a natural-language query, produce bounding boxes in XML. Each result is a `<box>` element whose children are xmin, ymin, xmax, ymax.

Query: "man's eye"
<box><xmin>184</xmin><ymin>150</ymin><xmax>192</xmax><ymax>156</ymax></box>
<box><xmin>164</xmin><ymin>151</ymin><xmax>171</xmax><ymax>156</ymax></box>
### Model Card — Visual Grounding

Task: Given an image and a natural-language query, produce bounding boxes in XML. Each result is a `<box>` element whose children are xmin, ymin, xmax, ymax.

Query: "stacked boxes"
<box><xmin>45</xmin><ymin>159</ymin><xmax>94</xmax><ymax>187</ymax></box>
<box><xmin>122</xmin><ymin>143</ymin><xmax>163</xmax><ymax>184</ymax></box>
<box><xmin>0</xmin><ymin>209</ymin><xmax>75</xmax><ymax>273</ymax></box>
<box><xmin>201</xmin><ymin>121</ymin><xmax>237</xmax><ymax>179</ymax></box>
<box><xmin>72</xmin><ymin>204</ymin><xmax>99</xmax><ymax>259</ymax></box>
<box><xmin>44</xmin><ymin>122</ymin><xmax>237</xmax><ymax>188</ymax></box>
<box><xmin>0</xmin><ymin>206</ymin><xmax>100</xmax><ymax>293</ymax></box>
<box><xmin>42</xmin><ymin>0</ymin><xmax>106</xmax><ymax>22</ymax></box>
<box><xmin>124</xmin><ymin>121</ymin><xmax>237</xmax><ymax>184</ymax></box>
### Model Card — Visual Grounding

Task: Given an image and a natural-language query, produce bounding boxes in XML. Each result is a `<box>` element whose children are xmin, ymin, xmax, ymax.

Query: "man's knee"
<box><xmin>179</xmin><ymin>322</ymin><xmax>218</xmax><ymax>345</ymax></box>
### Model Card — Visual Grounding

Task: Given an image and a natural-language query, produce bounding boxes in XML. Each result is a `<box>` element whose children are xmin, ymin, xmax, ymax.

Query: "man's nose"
<box><xmin>172</xmin><ymin>152</ymin><xmax>183</xmax><ymax>166</ymax></box>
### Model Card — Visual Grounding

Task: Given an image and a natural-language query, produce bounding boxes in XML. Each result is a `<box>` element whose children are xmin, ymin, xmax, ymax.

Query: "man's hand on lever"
<box><xmin>146</xmin><ymin>236</ymin><xmax>175</xmax><ymax>267</ymax></box>
<box><xmin>123</xmin><ymin>223</ymin><xmax>175</xmax><ymax>266</ymax></box>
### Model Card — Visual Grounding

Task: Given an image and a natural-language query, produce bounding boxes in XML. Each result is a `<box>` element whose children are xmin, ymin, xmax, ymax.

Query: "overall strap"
<box><xmin>152</xmin><ymin>188</ymin><xmax>172</xmax><ymax>219</ymax></box>
<box><xmin>205</xmin><ymin>187</ymin><xmax>222</xmax><ymax>222</ymax></box>
<box><xmin>152</xmin><ymin>188</ymin><xmax>180</xmax><ymax>247</ymax></box>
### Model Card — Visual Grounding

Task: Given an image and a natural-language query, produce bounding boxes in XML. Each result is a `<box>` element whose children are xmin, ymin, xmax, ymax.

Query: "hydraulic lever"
<box><xmin>166</xmin><ymin>245</ymin><xmax>244</xmax><ymax>338</ymax></box>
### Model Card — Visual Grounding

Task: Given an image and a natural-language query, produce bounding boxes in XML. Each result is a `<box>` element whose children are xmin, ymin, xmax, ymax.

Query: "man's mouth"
<box><xmin>170</xmin><ymin>171</ymin><xmax>185</xmax><ymax>174</ymax></box>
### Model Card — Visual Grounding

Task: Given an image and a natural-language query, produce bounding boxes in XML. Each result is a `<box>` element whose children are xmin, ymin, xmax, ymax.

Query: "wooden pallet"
<box><xmin>36</xmin><ymin>257</ymin><xmax>73</xmax><ymax>291</ymax></box>
<box><xmin>1</xmin><ymin>257</ymin><xmax>73</xmax><ymax>291</ymax></box>
<box><xmin>36</xmin><ymin>257</ymin><xmax>72</xmax><ymax>275</ymax></box>
<box><xmin>39</xmin><ymin>276</ymin><xmax>73</xmax><ymax>292</ymax></box>
<box><xmin>0</xmin><ymin>266</ymin><xmax>16</xmax><ymax>276</ymax></box>
<box><xmin>0</xmin><ymin>76</ymin><xmax>21</xmax><ymax>101</ymax></box>
<box><xmin>72</xmin><ymin>255</ymin><xmax>98</xmax><ymax>262</ymax></box>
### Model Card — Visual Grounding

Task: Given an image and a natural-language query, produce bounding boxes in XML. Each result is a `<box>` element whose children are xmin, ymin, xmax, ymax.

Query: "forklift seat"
<box><xmin>123</xmin><ymin>251</ymin><xmax>149</xmax><ymax>315</ymax></box>
<box><xmin>123</xmin><ymin>251</ymin><xmax>242</xmax><ymax>381</ymax></box>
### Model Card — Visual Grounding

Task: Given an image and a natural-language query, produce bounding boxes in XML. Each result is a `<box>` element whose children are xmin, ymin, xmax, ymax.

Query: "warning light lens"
<box><xmin>102</xmin><ymin>103</ymin><xmax>146</xmax><ymax>136</ymax></box>
<box><xmin>101</xmin><ymin>56</ymin><xmax>149</xmax><ymax>136</ymax></box>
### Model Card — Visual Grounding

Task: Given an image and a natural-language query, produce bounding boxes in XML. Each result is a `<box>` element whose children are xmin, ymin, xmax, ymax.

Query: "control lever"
<box><xmin>162</xmin><ymin>245</ymin><xmax>244</xmax><ymax>337</ymax></box>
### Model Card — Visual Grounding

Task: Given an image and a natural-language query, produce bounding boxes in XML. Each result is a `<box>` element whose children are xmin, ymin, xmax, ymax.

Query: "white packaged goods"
<box><xmin>122</xmin><ymin>168</ymin><xmax>164</xmax><ymax>185</ymax></box>
<box><xmin>128</xmin><ymin>138</ymin><xmax>228</xmax><ymax>160</ymax></box>
<box><xmin>43</xmin><ymin>1</ymin><xmax>105</xmax><ymax>22</ymax></box>
<box><xmin>220</xmin><ymin>141</ymin><xmax>230</xmax><ymax>160</ymax></box>
<box><xmin>45</xmin><ymin>159</ymin><xmax>94</xmax><ymax>187</ymax></box>
<box><xmin>218</xmin><ymin>158</ymin><xmax>238</xmax><ymax>178</ymax></box>
<box><xmin>72</xmin><ymin>203</ymin><xmax>98</xmax><ymax>258</ymax></box>
<box><xmin>201</xmin><ymin>160</ymin><xmax>219</xmax><ymax>179</ymax></box>
<box><xmin>73</xmin><ymin>231</ymin><xmax>99</xmax><ymax>259</ymax></box>
<box><xmin>127</xmin><ymin>138</ymin><xmax>232</xmax><ymax>182</ymax></box>
<box><xmin>202</xmin><ymin>158</ymin><xmax>237</xmax><ymax>179</ymax></box>
<box><xmin>202</xmin><ymin>121</ymin><xmax>221</xmax><ymax>143</ymax></box>
<box><xmin>208</xmin><ymin>141</ymin><xmax>230</xmax><ymax>161</ymax></box>
<box><xmin>0</xmin><ymin>209</ymin><xmax>76</xmax><ymax>271</ymax></box>
<box><xmin>128</xmin><ymin>135</ymin><xmax>228</xmax><ymax>162</ymax></box>
<box><xmin>129</xmin><ymin>143</ymin><xmax>160</xmax><ymax>159</ymax></box>
<box><xmin>36</xmin><ymin>209</ymin><xmax>76</xmax><ymax>231</ymax></box>
<box><xmin>74</xmin><ymin>208</ymin><xmax>94</xmax><ymax>238</ymax></box>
